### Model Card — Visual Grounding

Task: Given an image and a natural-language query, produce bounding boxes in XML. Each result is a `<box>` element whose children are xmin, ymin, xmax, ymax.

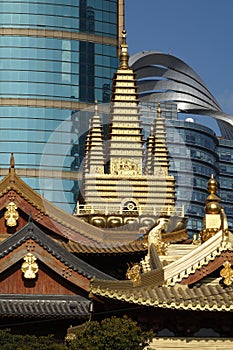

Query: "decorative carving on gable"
<box><xmin>21</xmin><ymin>253</ymin><xmax>39</xmax><ymax>279</ymax></box>
<box><xmin>62</xmin><ymin>267</ymin><xmax>73</xmax><ymax>279</ymax></box>
<box><xmin>34</xmin><ymin>212</ymin><xmax>44</xmax><ymax>221</ymax></box>
<box><xmin>7</xmin><ymin>191</ymin><xmax>16</xmax><ymax>201</ymax></box>
<box><xmin>25</xmin><ymin>239</ymin><xmax>36</xmax><ymax>252</ymax></box>
<box><xmin>4</xmin><ymin>202</ymin><xmax>19</xmax><ymax>227</ymax></box>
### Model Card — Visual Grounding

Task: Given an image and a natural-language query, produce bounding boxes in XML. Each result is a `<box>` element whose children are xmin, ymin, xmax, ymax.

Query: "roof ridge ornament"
<box><xmin>200</xmin><ymin>175</ymin><xmax>229</xmax><ymax>243</ymax></box>
<box><xmin>28</xmin><ymin>212</ymin><xmax>34</xmax><ymax>233</ymax></box>
<box><xmin>9</xmin><ymin>153</ymin><xmax>15</xmax><ymax>183</ymax></box>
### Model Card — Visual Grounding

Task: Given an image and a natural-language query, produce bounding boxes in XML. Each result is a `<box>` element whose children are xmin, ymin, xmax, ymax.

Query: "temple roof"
<box><xmin>91</xmin><ymin>228</ymin><xmax>233</xmax><ymax>312</ymax></box>
<box><xmin>0</xmin><ymin>158</ymin><xmax>187</xmax><ymax>254</ymax></box>
<box><xmin>61</xmin><ymin>239</ymin><xmax>147</xmax><ymax>255</ymax></box>
<box><xmin>91</xmin><ymin>279</ymin><xmax>233</xmax><ymax>312</ymax></box>
<box><xmin>0</xmin><ymin>294</ymin><xmax>90</xmax><ymax>318</ymax></box>
<box><xmin>0</xmin><ymin>220</ymin><xmax>114</xmax><ymax>281</ymax></box>
<box><xmin>0</xmin><ymin>167</ymin><xmax>108</xmax><ymax>243</ymax></box>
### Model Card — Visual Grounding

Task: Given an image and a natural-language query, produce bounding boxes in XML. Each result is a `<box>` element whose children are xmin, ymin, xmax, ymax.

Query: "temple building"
<box><xmin>89</xmin><ymin>175</ymin><xmax>233</xmax><ymax>347</ymax></box>
<box><xmin>75</xmin><ymin>31</ymin><xmax>178</xmax><ymax>232</ymax></box>
<box><xmin>1</xmin><ymin>25</ymin><xmax>233</xmax><ymax>348</ymax></box>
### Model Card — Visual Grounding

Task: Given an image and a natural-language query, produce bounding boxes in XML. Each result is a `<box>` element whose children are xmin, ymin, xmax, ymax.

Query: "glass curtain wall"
<box><xmin>0</xmin><ymin>0</ymin><xmax>121</xmax><ymax>212</ymax></box>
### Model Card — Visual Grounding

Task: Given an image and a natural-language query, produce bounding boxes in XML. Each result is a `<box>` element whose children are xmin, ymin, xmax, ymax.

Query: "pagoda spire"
<box><xmin>145</xmin><ymin>126</ymin><xmax>155</xmax><ymax>175</ymax></box>
<box><xmin>83</xmin><ymin>102</ymin><xmax>105</xmax><ymax>175</ymax></box>
<box><xmin>153</xmin><ymin>103</ymin><xmax>169</xmax><ymax>176</ymax></box>
<box><xmin>107</xmin><ymin>30</ymin><xmax>144</xmax><ymax>176</ymax></box>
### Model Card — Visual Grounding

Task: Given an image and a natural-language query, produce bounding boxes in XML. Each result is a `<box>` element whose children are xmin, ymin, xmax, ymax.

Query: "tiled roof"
<box><xmin>91</xmin><ymin>230</ymin><xmax>233</xmax><ymax>312</ymax></box>
<box><xmin>164</xmin><ymin>231</ymin><xmax>233</xmax><ymax>286</ymax></box>
<box><xmin>0</xmin><ymin>169</ymin><xmax>108</xmax><ymax>243</ymax></box>
<box><xmin>0</xmin><ymin>294</ymin><xmax>90</xmax><ymax>318</ymax></box>
<box><xmin>0</xmin><ymin>221</ymin><xmax>115</xmax><ymax>281</ymax></box>
<box><xmin>91</xmin><ymin>280</ymin><xmax>233</xmax><ymax>312</ymax></box>
<box><xmin>61</xmin><ymin>239</ymin><xmax>147</xmax><ymax>254</ymax></box>
<box><xmin>0</xmin><ymin>168</ymin><xmax>188</xmax><ymax>246</ymax></box>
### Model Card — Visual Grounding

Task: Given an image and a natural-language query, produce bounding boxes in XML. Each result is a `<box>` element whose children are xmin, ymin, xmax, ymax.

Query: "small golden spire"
<box><xmin>150</xmin><ymin>125</ymin><xmax>154</xmax><ymax>135</ymax></box>
<box><xmin>205</xmin><ymin>174</ymin><xmax>221</xmax><ymax>214</ymax></box>
<box><xmin>94</xmin><ymin>100</ymin><xmax>98</xmax><ymax>116</ymax></box>
<box><xmin>200</xmin><ymin>174</ymin><xmax>222</xmax><ymax>243</ymax></box>
<box><xmin>119</xmin><ymin>29</ymin><xmax>129</xmax><ymax>69</ymax></box>
<box><xmin>157</xmin><ymin>102</ymin><xmax>161</xmax><ymax>116</ymax></box>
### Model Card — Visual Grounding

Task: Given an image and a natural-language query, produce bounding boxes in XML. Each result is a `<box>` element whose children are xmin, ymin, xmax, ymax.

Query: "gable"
<box><xmin>0</xmin><ymin>260</ymin><xmax>79</xmax><ymax>295</ymax></box>
<box><xmin>0</xmin><ymin>167</ymin><xmax>106</xmax><ymax>243</ymax></box>
<box><xmin>0</xmin><ymin>237</ymin><xmax>90</xmax><ymax>293</ymax></box>
<box><xmin>0</xmin><ymin>221</ymin><xmax>114</xmax><ymax>296</ymax></box>
<box><xmin>180</xmin><ymin>250</ymin><xmax>233</xmax><ymax>285</ymax></box>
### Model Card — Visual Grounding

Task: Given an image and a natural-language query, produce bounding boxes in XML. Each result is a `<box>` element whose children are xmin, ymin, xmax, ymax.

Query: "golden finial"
<box><xmin>205</xmin><ymin>174</ymin><xmax>221</xmax><ymax>214</ymax></box>
<box><xmin>150</xmin><ymin>125</ymin><xmax>154</xmax><ymax>135</ymax></box>
<box><xmin>119</xmin><ymin>29</ymin><xmax>129</xmax><ymax>69</ymax></box>
<box><xmin>157</xmin><ymin>102</ymin><xmax>161</xmax><ymax>116</ymax></box>
<box><xmin>200</xmin><ymin>174</ymin><xmax>222</xmax><ymax>243</ymax></box>
<box><xmin>207</xmin><ymin>174</ymin><xmax>218</xmax><ymax>195</ymax></box>
<box><xmin>94</xmin><ymin>100</ymin><xmax>98</xmax><ymax>116</ymax></box>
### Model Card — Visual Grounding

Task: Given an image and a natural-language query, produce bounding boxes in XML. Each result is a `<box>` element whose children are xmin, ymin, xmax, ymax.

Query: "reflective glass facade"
<box><xmin>167</xmin><ymin>119</ymin><xmax>218</xmax><ymax>236</ymax></box>
<box><xmin>0</xmin><ymin>0</ymin><xmax>121</xmax><ymax>211</ymax></box>
<box><xmin>217</xmin><ymin>139</ymin><xmax>233</xmax><ymax>230</ymax></box>
<box><xmin>141</xmin><ymin>103</ymin><xmax>233</xmax><ymax>235</ymax></box>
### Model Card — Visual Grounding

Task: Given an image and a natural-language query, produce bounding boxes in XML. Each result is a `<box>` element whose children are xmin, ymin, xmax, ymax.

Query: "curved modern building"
<box><xmin>0</xmin><ymin>0</ymin><xmax>124</xmax><ymax>212</ymax></box>
<box><xmin>131</xmin><ymin>52</ymin><xmax>233</xmax><ymax>235</ymax></box>
<box><xmin>129</xmin><ymin>51</ymin><xmax>233</xmax><ymax>139</ymax></box>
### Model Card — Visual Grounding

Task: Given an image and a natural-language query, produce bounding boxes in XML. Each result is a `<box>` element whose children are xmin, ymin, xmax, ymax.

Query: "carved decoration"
<box><xmin>34</xmin><ymin>212</ymin><xmax>44</xmax><ymax>221</ymax></box>
<box><xmin>147</xmin><ymin>218</ymin><xmax>168</xmax><ymax>256</ymax></box>
<box><xmin>62</xmin><ymin>267</ymin><xmax>72</xmax><ymax>279</ymax></box>
<box><xmin>21</xmin><ymin>253</ymin><xmax>39</xmax><ymax>279</ymax></box>
<box><xmin>4</xmin><ymin>202</ymin><xmax>19</xmax><ymax>227</ymax></box>
<box><xmin>126</xmin><ymin>263</ymin><xmax>141</xmax><ymax>286</ymax></box>
<box><xmin>111</xmin><ymin>158</ymin><xmax>141</xmax><ymax>176</ymax></box>
<box><xmin>7</xmin><ymin>190</ymin><xmax>16</xmax><ymax>201</ymax></box>
<box><xmin>220</xmin><ymin>261</ymin><xmax>233</xmax><ymax>286</ymax></box>
<box><xmin>25</xmin><ymin>239</ymin><xmax>36</xmax><ymax>252</ymax></box>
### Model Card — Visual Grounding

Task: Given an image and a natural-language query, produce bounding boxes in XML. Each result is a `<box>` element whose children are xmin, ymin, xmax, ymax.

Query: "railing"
<box><xmin>74</xmin><ymin>203</ymin><xmax>184</xmax><ymax>217</ymax></box>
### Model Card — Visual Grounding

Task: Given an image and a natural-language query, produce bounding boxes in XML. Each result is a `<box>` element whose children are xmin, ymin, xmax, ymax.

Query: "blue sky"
<box><xmin>125</xmin><ymin>0</ymin><xmax>233</xmax><ymax>116</ymax></box>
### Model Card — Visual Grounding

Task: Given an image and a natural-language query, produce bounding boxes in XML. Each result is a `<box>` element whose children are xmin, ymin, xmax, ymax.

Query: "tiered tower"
<box><xmin>107</xmin><ymin>30</ymin><xmax>143</xmax><ymax>176</ymax></box>
<box><xmin>76</xmin><ymin>31</ymin><xmax>176</xmax><ymax>229</ymax></box>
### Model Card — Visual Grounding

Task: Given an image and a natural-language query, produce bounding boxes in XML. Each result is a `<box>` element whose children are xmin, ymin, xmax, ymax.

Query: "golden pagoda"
<box><xmin>75</xmin><ymin>31</ymin><xmax>179</xmax><ymax>231</ymax></box>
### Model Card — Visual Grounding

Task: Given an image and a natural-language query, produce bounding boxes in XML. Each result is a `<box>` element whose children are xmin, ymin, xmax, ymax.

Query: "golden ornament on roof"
<box><xmin>4</xmin><ymin>202</ymin><xmax>19</xmax><ymax>227</ymax></box>
<box><xmin>220</xmin><ymin>261</ymin><xmax>233</xmax><ymax>286</ymax></box>
<box><xmin>126</xmin><ymin>263</ymin><xmax>141</xmax><ymax>286</ymax></box>
<box><xmin>21</xmin><ymin>253</ymin><xmax>39</xmax><ymax>279</ymax></box>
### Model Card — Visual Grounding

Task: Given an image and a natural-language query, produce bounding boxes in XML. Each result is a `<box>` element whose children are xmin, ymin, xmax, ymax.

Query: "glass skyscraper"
<box><xmin>140</xmin><ymin>102</ymin><xmax>233</xmax><ymax>237</ymax></box>
<box><xmin>0</xmin><ymin>0</ymin><xmax>123</xmax><ymax>212</ymax></box>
